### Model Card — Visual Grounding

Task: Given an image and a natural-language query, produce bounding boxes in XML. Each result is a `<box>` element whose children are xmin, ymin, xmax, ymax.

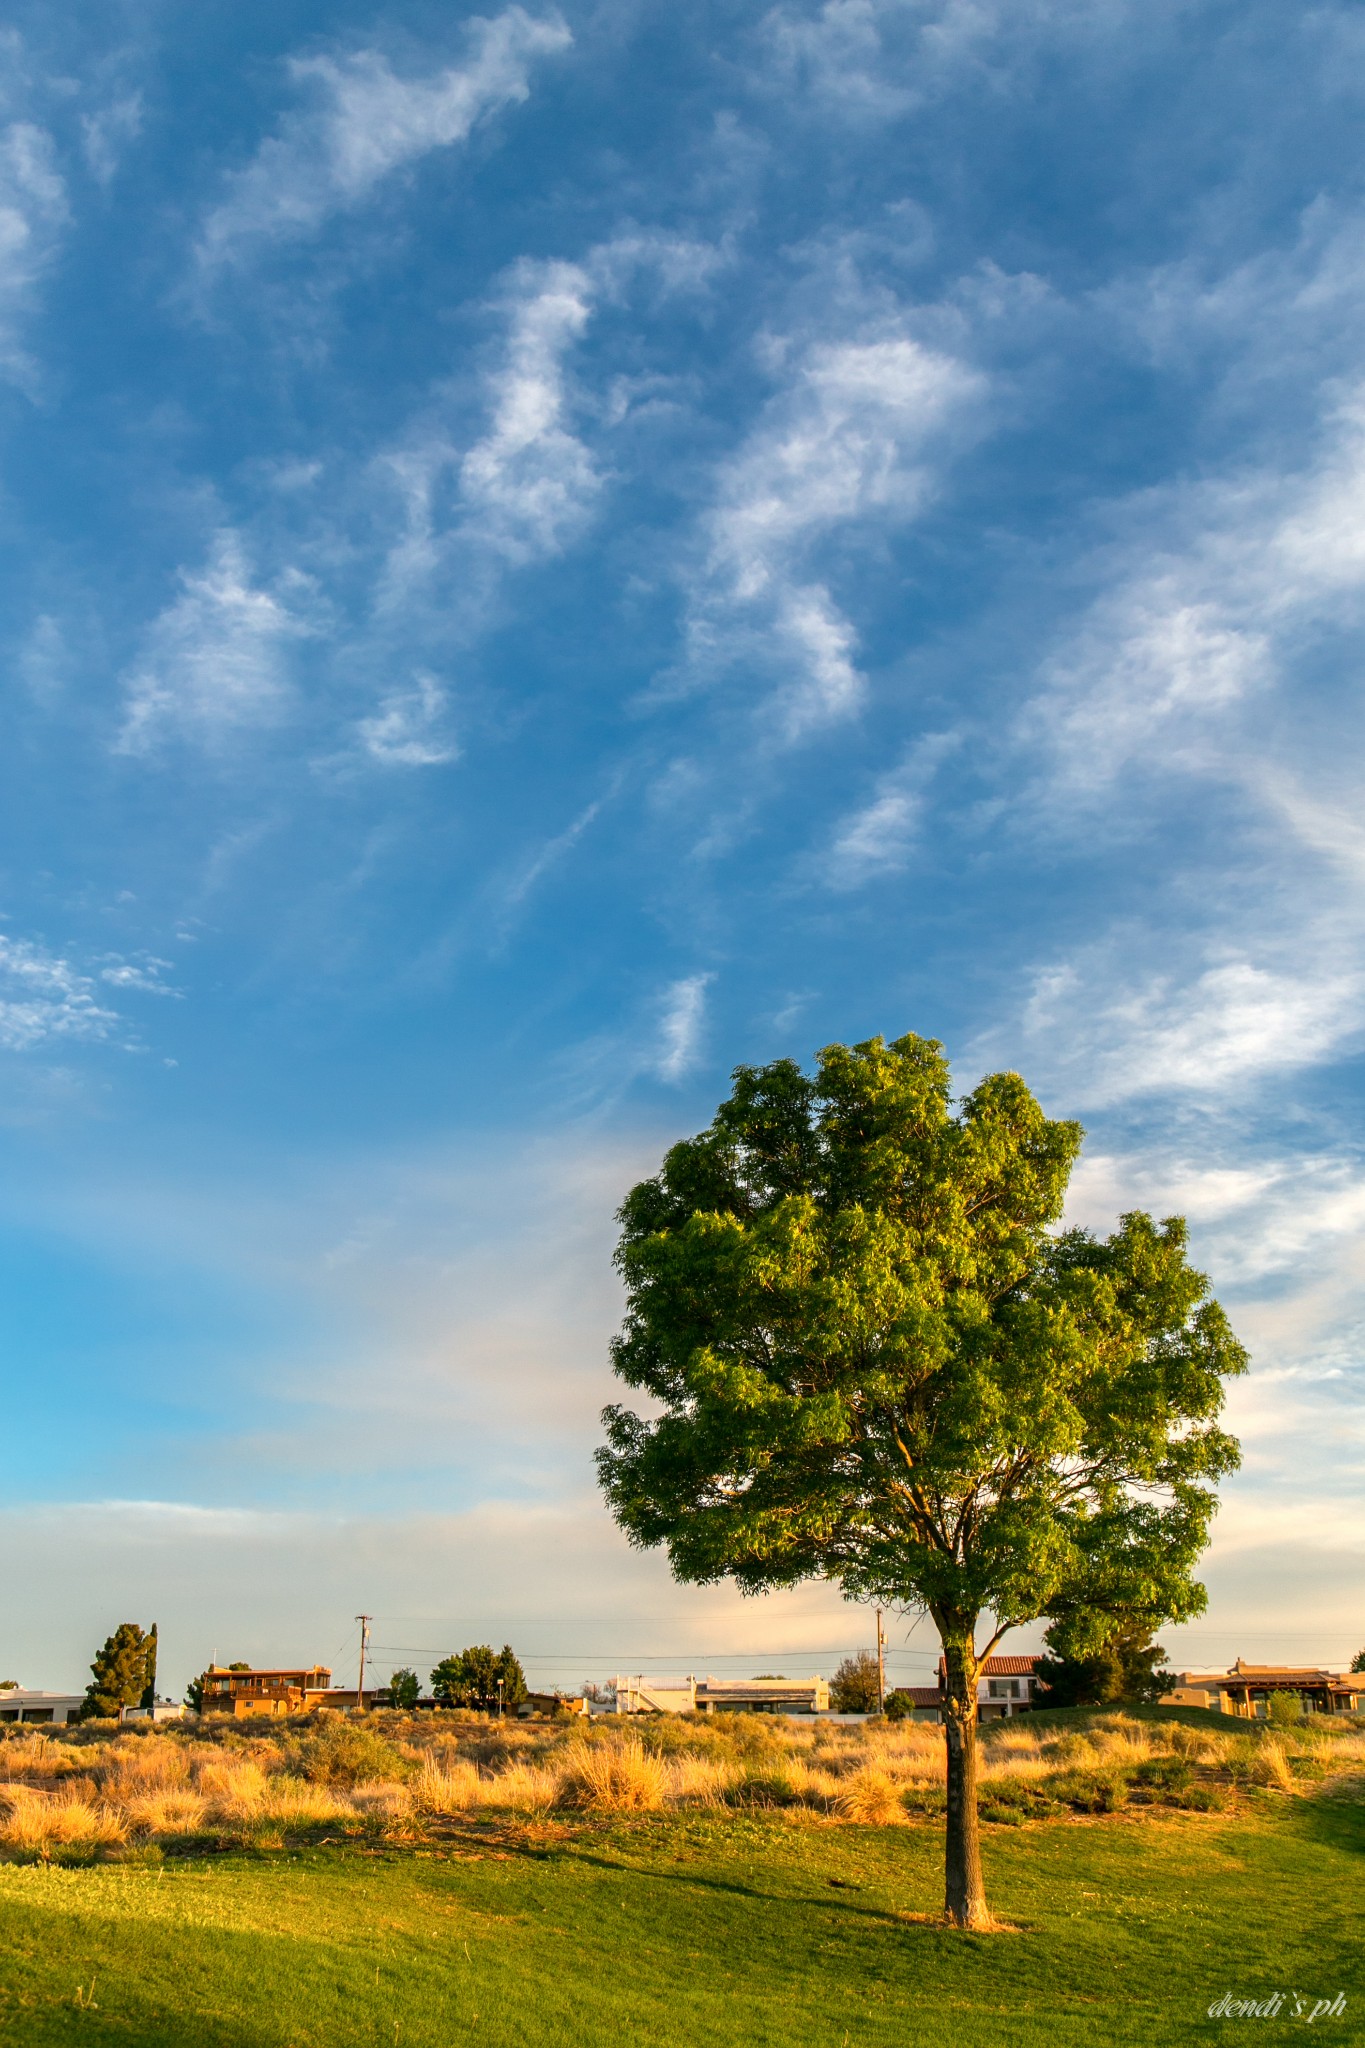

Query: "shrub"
<box><xmin>833</xmin><ymin>1769</ymin><xmax>905</xmax><ymax>1825</ymax></box>
<box><xmin>557</xmin><ymin>1738</ymin><xmax>664</xmax><ymax>1812</ymax></box>
<box><xmin>294</xmin><ymin>1718</ymin><xmax>408</xmax><ymax>1789</ymax></box>
<box><xmin>1265</xmin><ymin>1691</ymin><xmax>1303</xmax><ymax>1729</ymax></box>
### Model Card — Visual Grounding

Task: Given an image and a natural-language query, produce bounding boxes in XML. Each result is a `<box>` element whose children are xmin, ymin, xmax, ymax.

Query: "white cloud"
<box><xmin>99</xmin><ymin>956</ymin><xmax>183</xmax><ymax>999</ymax></box>
<box><xmin>116</xmin><ymin>531</ymin><xmax>316</xmax><ymax>754</ymax></box>
<box><xmin>1025</xmin><ymin>388</ymin><xmax>1365</xmax><ymax>799</ymax></box>
<box><xmin>80</xmin><ymin>93</ymin><xmax>143</xmax><ymax>185</ymax></box>
<box><xmin>656</xmin><ymin>973</ymin><xmax>713</xmax><ymax>1081</ymax></box>
<box><xmin>687</xmin><ymin>331</ymin><xmax>983</xmax><ymax>737</ymax></box>
<box><xmin>0</xmin><ymin>120</ymin><xmax>68</xmax><ymax>385</ymax></box>
<box><xmin>199</xmin><ymin>9</ymin><xmax>571</xmax><ymax>265</ymax></box>
<box><xmin>826</xmin><ymin>730</ymin><xmax>960</xmax><ymax>884</ymax></box>
<box><xmin>0</xmin><ymin>934</ymin><xmax>119</xmax><ymax>1051</ymax></box>
<box><xmin>997</xmin><ymin>947</ymin><xmax>1365</xmax><ymax>1109</ymax></box>
<box><xmin>379</xmin><ymin>234</ymin><xmax>718</xmax><ymax>598</ymax></box>
<box><xmin>355</xmin><ymin>672</ymin><xmax>457</xmax><ymax>765</ymax></box>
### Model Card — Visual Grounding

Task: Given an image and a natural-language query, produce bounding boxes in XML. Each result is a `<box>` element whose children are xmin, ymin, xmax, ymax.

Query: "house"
<box><xmin>1161</xmin><ymin>1662</ymin><xmax>1363</xmax><ymax>1718</ymax></box>
<box><xmin>0</xmin><ymin>1689</ymin><xmax>85</xmax><ymax>1726</ymax></box>
<box><xmin>937</xmin><ymin>1653</ymin><xmax>1044</xmax><ymax>1719</ymax></box>
<box><xmin>610</xmin><ymin>1674</ymin><xmax>832</xmax><ymax>1715</ymax></box>
<box><xmin>198</xmin><ymin>1664</ymin><xmax>333</xmax><ymax>1716</ymax></box>
<box><xmin>889</xmin><ymin>1686</ymin><xmax>945</xmax><ymax>1724</ymax></box>
<box><xmin>119</xmin><ymin>1702</ymin><xmax>185</xmax><ymax>1725</ymax></box>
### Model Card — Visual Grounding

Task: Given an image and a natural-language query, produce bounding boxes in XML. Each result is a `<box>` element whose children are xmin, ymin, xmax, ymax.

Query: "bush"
<box><xmin>1265</xmin><ymin>1691</ymin><xmax>1303</xmax><ymax>1729</ymax></box>
<box><xmin>294</xmin><ymin>1718</ymin><xmax>408</xmax><ymax>1789</ymax></box>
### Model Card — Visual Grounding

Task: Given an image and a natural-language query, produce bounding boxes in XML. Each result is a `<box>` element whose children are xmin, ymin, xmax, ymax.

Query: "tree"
<box><xmin>429</xmin><ymin>1645</ymin><xmax>527</xmax><ymax>1713</ymax></box>
<box><xmin>1351</xmin><ymin>1648</ymin><xmax>1365</xmax><ymax>1675</ymax></box>
<box><xmin>140</xmin><ymin>1623</ymin><xmax>159</xmax><ymax>1710</ymax></box>
<box><xmin>388</xmin><ymin>1667</ymin><xmax>421</xmax><ymax>1709</ymax></box>
<box><xmin>831</xmin><ymin>1650</ymin><xmax>883</xmax><ymax>1713</ymax></box>
<box><xmin>597</xmin><ymin>1034</ymin><xmax>1246</xmax><ymax>1927</ymax></box>
<box><xmin>1034</xmin><ymin>1620</ymin><xmax>1174</xmax><ymax>1708</ymax></box>
<box><xmin>1265</xmin><ymin>1689</ymin><xmax>1303</xmax><ymax>1727</ymax></box>
<box><xmin>83</xmin><ymin>1623</ymin><xmax>156</xmax><ymax>1720</ymax></box>
<box><xmin>185</xmin><ymin>1673</ymin><xmax>206</xmax><ymax>1714</ymax></box>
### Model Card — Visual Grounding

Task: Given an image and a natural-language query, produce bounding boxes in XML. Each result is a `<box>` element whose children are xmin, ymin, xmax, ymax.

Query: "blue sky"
<box><xmin>3</xmin><ymin>0</ymin><xmax>1364</xmax><ymax>1696</ymax></box>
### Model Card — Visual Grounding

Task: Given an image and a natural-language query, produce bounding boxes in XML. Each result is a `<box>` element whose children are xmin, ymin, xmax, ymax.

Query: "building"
<box><xmin>1161</xmin><ymin>1662</ymin><xmax>1363</xmax><ymax>1718</ymax></box>
<box><xmin>119</xmin><ymin>1703</ymin><xmax>185</xmax><ymax>1725</ymax></box>
<box><xmin>198</xmin><ymin>1664</ymin><xmax>333</xmax><ymax>1716</ymax></box>
<box><xmin>889</xmin><ymin>1686</ymin><xmax>945</xmax><ymax>1724</ymax></box>
<box><xmin>610</xmin><ymin>1674</ymin><xmax>832</xmax><ymax>1715</ymax></box>
<box><xmin>0</xmin><ymin>1689</ymin><xmax>85</xmax><ymax>1726</ymax></box>
<box><xmin>936</xmin><ymin>1653</ymin><xmax>1044</xmax><ymax>1719</ymax></box>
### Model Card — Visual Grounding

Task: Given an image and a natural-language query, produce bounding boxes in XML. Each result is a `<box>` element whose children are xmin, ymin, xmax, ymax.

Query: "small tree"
<box><xmin>83</xmin><ymin>1623</ymin><xmax>155</xmax><ymax>1720</ymax></box>
<box><xmin>429</xmin><ymin>1645</ymin><xmax>527</xmax><ymax>1713</ymax></box>
<box><xmin>597</xmin><ymin>1034</ymin><xmax>1245</xmax><ymax>1927</ymax></box>
<box><xmin>1265</xmin><ymin>1690</ymin><xmax>1303</xmax><ymax>1728</ymax></box>
<box><xmin>1034</xmin><ymin>1620</ymin><xmax>1173</xmax><ymax>1708</ymax></box>
<box><xmin>185</xmin><ymin>1673</ymin><xmax>206</xmax><ymax>1714</ymax></box>
<box><xmin>388</xmin><ymin>1668</ymin><xmax>421</xmax><ymax>1710</ymax></box>
<box><xmin>1351</xmin><ymin>1648</ymin><xmax>1365</xmax><ymax>1675</ymax></box>
<box><xmin>831</xmin><ymin>1651</ymin><xmax>883</xmax><ymax>1713</ymax></box>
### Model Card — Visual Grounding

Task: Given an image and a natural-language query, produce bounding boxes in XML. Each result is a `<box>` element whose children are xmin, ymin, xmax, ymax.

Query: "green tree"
<box><xmin>429</xmin><ymin>1645</ymin><xmax>527</xmax><ymax>1713</ymax></box>
<box><xmin>388</xmin><ymin>1667</ymin><xmax>421</xmax><ymax>1710</ymax></box>
<box><xmin>83</xmin><ymin>1623</ymin><xmax>155</xmax><ymax>1720</ymax></box>
<box><xmin>140</xmin><ymin>1623</ymin><xmax>158</xmax><ymax>1710</ymax></box>
<box><xmin>1265</xmin><ymin>1689</ymin><xmax>1303</xmax><ymax>1727</ymax></box>
<box><xmin>185</xmin><ymin>1673</ymin><xmax>206</xmax><ymax>1714</ymax></box>
<box><xmin>1351</xmin><ymin>1648</ymin><xmax>1365</xmax><ymax>1675</ymax></box>
<box><xmin>597</xmin><ymin>1034</ymin><xmax>1245</xmax><ymax>1927</ymax></box>
<box><xmin>1034</xmin><ymin>1620</ymin><xmax>1174</xmax><ymax>1708</ymax></box>
<box><xmin>830</xmin><ymin>1650</ymin><xmax>882</xmax><ymax>1713</ymax></box>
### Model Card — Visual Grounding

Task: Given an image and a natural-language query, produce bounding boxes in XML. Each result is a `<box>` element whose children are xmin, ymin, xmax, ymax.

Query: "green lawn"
<box><xmin>0</xmin><ymin>1799</ymin><xmax>1359</xmax><ymax>2046</ymax></box>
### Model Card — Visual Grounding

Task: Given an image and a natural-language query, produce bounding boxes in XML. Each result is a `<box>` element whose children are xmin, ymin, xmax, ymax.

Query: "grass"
<box><xmin>0</xmin><ymin>1710</ymin><xmax>1360</xmax><ymax>2043</ymax></box>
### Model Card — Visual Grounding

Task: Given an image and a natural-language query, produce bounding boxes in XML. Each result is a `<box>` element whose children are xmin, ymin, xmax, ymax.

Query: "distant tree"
<box><xmin>186</xmin><ymin>1673</ymin><xmax>206</xmax><ymax>1714</ymax></box>
<box><xmin>1265</xmin><ymin>1690</ymin><xmax>1303</xmax><ymax>1728</ymax></box>
<box><xmin>140</xmin><ymin>1623</ymin><xmax>159</xmax><ymax>1710</ymax></box>
<box><xmin>83</xmin><ymin>1623</ymin><xmax>155</xmax><ymax>1720</ymax></box>
<box><xmin>0</xmin><ymin>1681</ymin><xmax>17</xmax><ymax>1691</ymax></box>
<box><xmin>388</xmin><ymin>1667</ymin><xmax>421</xmax><ymax>1710</ymax></box>
<box><xmin>429</xmin><ymin>1645</ymin><xmax>527</xmax><ymax>1713</ymax></box>
<box><xmin>597</xmin><ymin>1033</ymin><xmax>1246</xmax><ymax>1926</ymax></box>
<box><xmin>228</xmin><ymin>1661</ymin><xmax>250</xmax><ymax>1671</ymax></box>
<box><xmin>1351</xmin><ymin>1648</ymin><xmax>1365</xmax><ymax>1675</ymax></box>
<box><xmin>1034</xmin><ymin>1621</ymin><xmax>1174</xmax><ymax>1708</ymax></box>
<box><xmin>831</xmin><ymin>1651</ymin><xmax>883</xmax><ymax>1714</ymax></box>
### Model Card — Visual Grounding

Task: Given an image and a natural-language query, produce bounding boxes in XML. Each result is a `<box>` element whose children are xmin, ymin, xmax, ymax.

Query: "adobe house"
<box><xmin>609</xmin><ymin>1674</ymin><xmax>832</xmax><ymax>1714</ymax></box>
<box><xmin>0</xmin><ymin>1689</ymin><xmax>85</xmax><ymax>1726</ymax></box>
<box><xmin>1161</xmin><ymin>1661</ymin><xmax>1363</xmax><ymax>1717</ymax></box>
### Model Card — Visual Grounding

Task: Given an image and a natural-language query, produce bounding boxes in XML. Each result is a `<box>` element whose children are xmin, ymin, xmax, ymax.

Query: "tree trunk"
<box><xmin>940</xmin><ymin>1629</ymin><xmax>989</xmax><ymax>1928</ymax></box>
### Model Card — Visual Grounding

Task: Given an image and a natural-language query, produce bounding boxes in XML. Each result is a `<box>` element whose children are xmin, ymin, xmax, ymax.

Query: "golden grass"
<box><xmin>1</xmin><ymin>1706</ymin><xmax>1359</xmax><ymax>1853</ymax></box>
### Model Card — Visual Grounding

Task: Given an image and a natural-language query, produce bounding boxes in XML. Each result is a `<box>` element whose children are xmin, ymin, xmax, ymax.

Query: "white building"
<box><xmin>610</xmin><ymin>1674</ymin><xmax>832</xmax><ymax>1715</ymax></box>
<box><xmin>936</xmin><ymin>1653</ymin><xmax>1044</xmax><ymax>1719</ymax></box>
<box><xmin>0</xmin><ymin>1690</ymin><xmax>85</xmax><ymax>1726</ymax></box>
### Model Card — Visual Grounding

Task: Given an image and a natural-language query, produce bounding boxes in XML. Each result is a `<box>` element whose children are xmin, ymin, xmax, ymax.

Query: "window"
<box><xmin>987</xmin><ymin>1679</ymin><xmax>1020</xmax><ymax>1699</ymax></box>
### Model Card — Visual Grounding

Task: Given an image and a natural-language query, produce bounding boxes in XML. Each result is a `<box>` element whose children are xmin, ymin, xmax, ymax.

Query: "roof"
<box><xmin>895</xmin><ymin>1687</ymin><xmax>944</xmax><ymax>1706</ymax></box>
<box><xmin>1179</xmin><ymin>1667</ymin><xmax>1358</xmax><ymax>1689</ymax></box>
<box><xmin>936</xmin><ymin>1654</ymin><xmax>1040</xmax><ymax>1681</ymax></box>
<box><xmin>205</xmin><ymin>1665</ymin><xmax>331</xmax><ymax>1680</ymax></box>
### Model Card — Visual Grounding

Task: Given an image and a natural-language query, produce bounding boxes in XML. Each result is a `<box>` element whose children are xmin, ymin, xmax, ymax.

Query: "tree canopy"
<box><xmin>597</xmin><ymin>1033</ymin><xmax>1246</xmax><ymax>1925</ymax></box>
<box><xmin>1034</xmin><ymin>1620</ymin><xmax>1174</xmax><ymax>1708</ymax></box>
<box><xmin>429</xmin><ymin>1645</ymin><xmax>528</xmax><ymax>1713</ymax></box>
<box><xmin>83</xmin><ymin>1622</ymin><xmax>156</xmax><ymax>1720</ymax></box>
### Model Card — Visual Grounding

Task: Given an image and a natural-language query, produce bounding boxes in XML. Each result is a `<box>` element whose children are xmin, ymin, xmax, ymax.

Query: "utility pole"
<box><xmin>355</xmin><ymin>1615</ymin><xmax>372</xmax><ymax>1712</ymax></box>
<box><xmin>497</xmin><ymin>1678</ymin><xmax>505</xmax><ymax>1721</ymax></box>
<box><xmin>876</xmin><ymin>1608</ymin><xmax>886</xmax><ymax>1715</ymax></box>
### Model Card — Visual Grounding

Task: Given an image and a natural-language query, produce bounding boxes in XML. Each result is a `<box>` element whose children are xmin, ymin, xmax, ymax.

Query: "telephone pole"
<box><xmin>355</xmin><ymin>1615</ymin><xmax>372</xmax><ymax>1712</ymax></box>
<box><xmin>875</xmin><ymin>1608</ymin><xmax>886</xmax><ymax>1714</ymax></box>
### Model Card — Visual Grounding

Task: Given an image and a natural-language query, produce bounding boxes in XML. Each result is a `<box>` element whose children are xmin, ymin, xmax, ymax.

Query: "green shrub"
<box><xmin>1265</xmin><ymin>1691</ymin><xmax>1303</xmax><ymax>1728</ymax></box>
<box><xmin>294</xmin><ymin>1717</ymin><xmax>407</xmax><ymax>1788</ymax></box>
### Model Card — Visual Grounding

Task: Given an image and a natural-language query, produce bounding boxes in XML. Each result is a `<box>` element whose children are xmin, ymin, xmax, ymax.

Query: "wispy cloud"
<box><xmin>1024</xmin><ymin>387</ymin><xmax>1365</xmax><ymax>801</ymax></box>
<box><xmin>987</xmin><ymin>943</ymin><xmax>1365</xmax><ymax>1109</ymax></box>
<box><xmin>0</xmin><ymin>933</ymin><xmax>119</xmax><ymax>1051</ymax></box>
<box><xmin>0</xmin><ymin>118</ymin><xmax>68</xmax><ymax>385</ymax></box>
<box><xmin>826</xmin><ymin>730</ymin><xmax>960</xmax><ymax>885</ymax></box>
<box><xmin>682</xmin><ymin>330</ymin><xmax>983</xmax><ymax>737</ymax></box>
<box><xmin>80</xmin><ymin>93</ymin><xmax>142</xmax><ymax>185</ymax></box>
<box><xmin>355</xmin><ymin>672</ymin><xmax>457</xmax><ymax>766</ymax></box>
<box><xmin>379</xmin><ymin>233</ymin><xmax>718</xmax><ymax>597</ymax></box>
<box><xmin>198</xmin><ymin>8</ymin><xmax>571</xmax><ymax>266</ymax></box>
<box><xmin>116</xmin><ymin>531</ymin><xmax>318</xmax><ymax>755</ymax></box>
<box><xmin>655</xmin><ymin>972</ymin><xmax>713</xmax><ymax>1081</ymax></box>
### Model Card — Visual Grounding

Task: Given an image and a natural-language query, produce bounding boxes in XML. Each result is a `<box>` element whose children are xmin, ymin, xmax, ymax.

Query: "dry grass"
<box><xmin>1</xmin><ymin>1705</ymin><xmax>1361</xmax><ymax>1856</ymax></box>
